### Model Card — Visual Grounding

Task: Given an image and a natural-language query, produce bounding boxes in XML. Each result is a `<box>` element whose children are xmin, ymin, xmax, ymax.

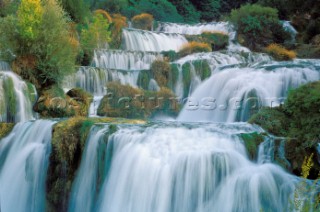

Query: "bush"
<box><xmin>201</xmin><ymin>31</ymin><xmax>229</xmax><ymax>50</ymax></box>
<box><xmin>59</xmin><ymin>0</ymin><xmax>90</xmax><ymax>23</ymax></box>
<box><xmin>97</xmin><ymin>82</ymin><xmax>179</xmax><ymax>118</ymax></box>
<box><xmin>80</xmin><ymin>12</ymin><xmax>111</xmax><ymax>62</ymax></box>
<box><xmin>109</xmin><ymin>13</ymin><xmax>128</xmax><ymax>49</ymax></box>
<box><xmin>265</xmin><ymin>44</ymin><xmax>296</xmax><ymax>61</ymax></box>
<box><xmin>168</xmin><ymin>0</ymin><xmax>200</xmax><ymax>23</ymax></box>
<box><xmin>131</xmin><ymin>13</ymin><xmax>154</xmax><ymax>30</ymax></box>
<box><xmin>94</xmin><ymin>9</ymin><xmax>112</xmax><ymax>22</ymax></box>
<box><xmin>229</xmin><ymin>4</ymin><xmax>289</xmax><ymax>50</ymax></box>
<box><xmin>151</xmin><ymin>60</ymin><xmax>171</xmax><ymax>87</ymax></box>
<box><xmin>0</xmin><ymin>0</ymin><xmax>79</xmax><ymax>89</ymax></box>
<box><xmin>178</xmin><ymin>42</ymin><xmax>212</xmax><ymax>57</ymax></box>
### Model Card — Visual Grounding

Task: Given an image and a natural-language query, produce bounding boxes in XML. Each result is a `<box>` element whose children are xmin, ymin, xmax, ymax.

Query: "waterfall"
<box><xmin>93</xmin><ymin>49</ymin><xmax>163</xmax><ymax>70</ymax></box>
<box><xmin>68</xmin><ymin>122</ymin><xmax>315</xmax><ymax>212</ymax></box>
<box><xmin>281</xmin><ymin>21</ymin><xmax>297</xmax><ymax>43</ymax></box>
<box><xmin>0</xmin><ymin>65</ymin><xmax>37</xmax><ymax>123</ymax></box>
<box><xmin>156</xmin><ymin>22</ymin><xmax>232</xmax><ymax>35</ymax></box>
<box><xmin>178</xmin><ymin>59</ymin><xmax>320</xmax><ymax>122</ymax></box>
<box><xmin>62</xmin><ymin>66</ymin><xmax>141</xmax><ymax>96</ymax></box>
<box><xmin>122</xmin><ymin>28</ymin><xmax>188</xmax><ymax>52</ymax></box>
<box><xmin>0</xmin><ymin>120</ymin><xmax>55</xmax><ymax>212</ymax></box>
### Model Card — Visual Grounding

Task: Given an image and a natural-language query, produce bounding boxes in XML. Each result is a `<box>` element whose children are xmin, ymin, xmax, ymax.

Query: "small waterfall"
<box><xmin>69</xmin><ymin>122</ymin><xmax>310</xmax><ymax>212</ymax></box>
<box><xmin>122</xmin><ymin>28</ymin><xmax>188</xmax><ymax>52</ymax></box>
<box><xmin>178</xmin><ymin>59</ymin><xmax>320</xmax><ymax>122</ymax></box>
<box><xmin>0</xmin><ymin>120</ymin><xmax>55</xmax><ymax>212</ymax></box>
<box><xmin>0</xmin><ymin>66</ymin><xmax>37</xmax><ymax>123</ymax></box>
<box><xmin>93</xmin><ymin>49</ymin><xmax>163</xmax><ymax>70</ymax></box>
<box><xmin>172</xmin><ymin>52</ymin><xmax>272</xmax><ymax>99</ymax></box>
<box><xmin>156</xmin><ymin>22</ymin><xmax>232</xmax><ymax>35</ymax></box>
<box><xmin>282</xmin><ymin>21</ymin><xmax>297</xmax><ymax>43</ymax></box>
<box><xmin>62</xmin><ymin>66</ymin><xmax>141</xmax><ymax>96</ymax></box>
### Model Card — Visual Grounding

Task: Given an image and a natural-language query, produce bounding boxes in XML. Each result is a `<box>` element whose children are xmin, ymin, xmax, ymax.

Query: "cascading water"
<box><xmin>122</xmin><ymin>28</ymin><xmax>188</xmax><ymax>52</ymax></box>
<box><xmin>0</xmin><ymin>63</ymin><xmax>37</xmax><ymax>122</ymax></box>
<box><xmin>69</xmin><ymin>122</ymin><xmax>316</xmax><ymax>212</ymax></box>
<box><xmin>93</xmin><ymin>49</ymin><xmax>163</xmax><ymax>70</ymax></box>
<box><xmin>0</xmin><ymin>120</ymin><xmax>55</xmax><ymax>212</ymax></box>
<box><xmin>178</xmin><ymin>59</ymin><xmax>320</xmax><ymax>122</ymax></box>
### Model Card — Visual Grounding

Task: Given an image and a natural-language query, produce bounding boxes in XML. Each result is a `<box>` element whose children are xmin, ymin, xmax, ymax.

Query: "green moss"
<box><xmin>192</xmin><ymin>60</ymin><xmax>211</xmax><ymax>81</ymax></box>
<box><xmin>249</xmin><ymin>107</ymin><xmax>289</xmax><ymax>137</ymax></box>
<box><xmin>168</xmin><ymin>64</ymin><xmax>180</xmax><ymax>90</ymax></box>
<box><xmin>137</xmin><ymin>70</ymin><xmax>151</xmax><ymax>90</ymax></box>
<box><xmin>182</xmin><ymin>63</ymin><xmax>191</xmax><ymax>98</ymax></box>
<box><xmin>201</xmin><ymin>31</ymin><xmax>229</xmax><ymax>50</ymax></box>
<box><xmin>161</xmin><ymin>50</ymin><xmax>178</xmax><ymax>62</ymax></box>
<box><xmin>0</xmin><ymin>123</ymin><xmax>15</xmax><ymax>139</ymax></box>
<box><xmin>240</xmin><ymin>132</ymin><xmax>265</xmax><ymax>160</ymax></box>
<box><xmin>26</xmin><ymin>82</ymin><xmax>37</xmax><ymax>104</ymax></box>
<box><xmin>3</xmin><ymin>77</ymin><xmax>17</xmax><ymax>117</ymax></box>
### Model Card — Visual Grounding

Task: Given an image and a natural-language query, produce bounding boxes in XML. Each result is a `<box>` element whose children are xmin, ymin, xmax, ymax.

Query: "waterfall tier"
<box><xmin>68</xmin><ymin>122</ymin><xmax>315</xmax><ymax>212</ymax></box>
<box><xmin>122</xmin><ymin>28</ymin><xmax>188</xmax><ymax>52</ymax></box>
<box><xmin>178</xmin><ymin>59</ymin><xmax>320</xmax><ymax>122</ymax></box>
<box><xmin>0</xmin><ymin>65</ymin><xmax>37</xmax><ymax>122</ymax></box>
<box><xmin>93</xmin><ymin>49</ymin><xmax>163</xmax><ymax>70</ymax></box>
<box><xmin>0</xmin><ymin>120</ymin><xmax>55</xmax><ymax>212</ymax></box>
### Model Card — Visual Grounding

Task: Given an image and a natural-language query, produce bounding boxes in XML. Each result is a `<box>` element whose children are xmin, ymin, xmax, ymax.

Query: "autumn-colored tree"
<box><xmin>17</xmin><ymin>0</ymin><xmax>43</xmax><ymax>40</ymax></box>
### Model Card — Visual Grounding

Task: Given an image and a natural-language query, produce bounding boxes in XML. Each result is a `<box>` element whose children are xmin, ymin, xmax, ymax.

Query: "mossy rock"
<box><xmin>294</xmin><ymin>44</ymin><xmax>320</xmax><ymax>59</ymax></box>
<box><xmin>3</xmin><ymin>77</ymin><xmax>17</xmax><ymax>121</ymax></box>
<box><xmin>168</xmin><ymin>64</ymin><xmax>180</xmax><ymax>90</ymax></box>
<box><xmin>201</xmin><ymin>31</ymin><xmax>229</xmax><ymax>50</ymax></box>
<box><xmin>151</xmin><ymin>60</ymin><xmax>171</xmax><ymax>87</ymax></box>
<box><xmin>97</xmin><ymin>82</ymin><xmax>180</xmax><ymax>119</ymax></box>
<box><xmin>137</xmin><ymin>70</ymin><xmax>152</xmax><ymax>90</ymax></box>
<box><xmin>0</xmin><ymin>123</ymin><xmax>15</xmax><ymax>140</ymax></box>
<box><xmin>47</xmin><ymin>117</ymin><xmax>145</xmax><ymax>212</ymax></box>
<box><xmin>182</xmin><ymin>63</ymin><xmax>191</xmax><ymax>98</ymax></box>
<box><xmin>249</xmin><ymin>107</ymin><xmax>290</xmax><ymax>137</ymax></box>
<box><xmin>34</xmin><ymin>86</ymin><xmax>92</xmax><ymax>118</ymax></box>
<box><xmin>240</xmin><ymin>132</ymin><xmax>265</xmax><ymax>160</ymax></box>
<box><xmin>192</xmin><ymin>60</ymin><xmax>211</xmax><ymax>81</ymax></box>
<box><xmin>161</xmin><ymin>50</ymin><xmax>179</xmax><ymax>62</ymax></box>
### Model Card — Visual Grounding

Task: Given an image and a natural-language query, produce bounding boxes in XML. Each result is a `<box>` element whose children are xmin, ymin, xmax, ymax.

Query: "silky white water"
<box><xmin>178</xmin><ymin>59</ymin><xmax>320</xmax><ymax>122</ymax></box>
<box><xmin>68</xmin><ymin>122</ymin><xmax>317</xmax><ymax>212</ymax></box>
<box><xmin>0</xmin><ymin>66</ymin><xmax>37</xmax><ymax>122</ymax></box>
<box><xmin>0</xmin><ymin>120</ymin><xmax>55</xmax><ymax>212</ymax></box>
<box><xmin>93</xmin><ymin>49</ymin><xmax>163</xmax><ymax>70</ymax></box>
<box><xmin>122</xmin><ymin>28</ymin><xmax>188</xmax><ymax>52</ymax></box>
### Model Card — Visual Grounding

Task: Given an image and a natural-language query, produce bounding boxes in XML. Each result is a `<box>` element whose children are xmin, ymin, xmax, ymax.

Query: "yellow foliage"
<box><xmin>109</xmin><ymin>13</ymin><xmax>128</xmax><ymax>48</ymax></box>
<box><xmin>131</xmin><ymin>13</ymin><xmax>154</xmax><ymax>30</ymax></box>
<box><xmin>179</xmin><ymin>42</ymin><xmax>212</xmax><ymax>57</ymax></box>
<box><xmin>301</xmin><ymin>153</ymin><xmax>314</xmax><ymax>179</ymax></box>
<box><xmin>94</xmin><ymin>9</ymin><xmax>112</xmax><ymax>23</ymax></box>
<box><xmin>265</xmin><ymin>44</ymin><xmax>296</xmax><ymax>61</ymax></box>
<box><xmin>17</xmin><ymin>0</ymin><xmax>43</xmax><ymax>40</ymax></box>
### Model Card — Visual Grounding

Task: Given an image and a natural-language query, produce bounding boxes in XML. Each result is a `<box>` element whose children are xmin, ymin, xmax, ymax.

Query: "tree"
<box><xmin>59</xmin><ymin>0</ymin><xmax>90</xmax><ymax>23</ymax></box>
<box><xmin>190</xmin><ymin>0</ymin><xmax>221</xmax><ymax>21</ymax></box>
<box><xmin>168</xmin><ymin>0</ymin><xmax>200</xmax><ymax>23</ymax></box>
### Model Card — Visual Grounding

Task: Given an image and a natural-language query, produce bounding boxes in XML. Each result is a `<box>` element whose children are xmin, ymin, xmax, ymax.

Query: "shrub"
<box><xmin>189</xmin><ymin>0</ymin><xmax>221</xmax><ymax>21</ymax></box>
<box><xmin>265</xmin><ymin>44</ymin><xmax>296</xmax><ymax>61</ymax></box>
<box><xmin>109</xmin><ymin>13</ymin><xmax>128</xmax><ymax>49</ymax></box>
<box><xmin>201</xmin><ymin>31</ymin><xmax>229</xmax><ymax>50</ymax></box>
<box><xmin>94</xmin><ymin>9</ymin><xmax>112</xmax><ymax>23</ymax></box>
<box><xmin>0</xmin><ymin>0</ymin><xmax>79</xmax><ymax>89</ymax></box>
<box><xmin>97</xmin><ymin>82</ymin><xmax>179</xmax><ymax>118</ymax></box>
<box><xmin>59</xmin><ymin>0</ymin><xmax>90</xmax><ymax>23</ymax></box>
<box><xmin>131</xmin><ymin>13</ymin><xmax>154</xmax><ymax>30</ymax></box>
<box><xmin>80</xmin><ymin>13</ymin><xmax>111</xmax><ymax>61</ymax></box>
<box><xmin>168</xmin><ymin>0</ymin><xmax>200</xmax><ymax>23</ymax></box>
<box><xmin>150</xmin><ymin>60</ymin><xmax>171</xmax><ymax>87</ymax></box>
<box><xmin>229</xmin><ymin>4</ymin><xmax>289</xmax><ymax>50</ymax></box>
<box><xmin>178</xmin><ymin>42</ymin><xmax>212</xmax><ymax>57</ymax></box>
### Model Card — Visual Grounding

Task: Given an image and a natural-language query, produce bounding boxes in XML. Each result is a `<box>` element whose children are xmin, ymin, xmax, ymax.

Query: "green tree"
<box><xmin>229</xmin><ymin>4</ymin><xmax>289</xmax><ymax>50</ymax></box>
<box><xmin>190</xmin><ymin>0</ymin><xmax>221</xmax><ymax>21</ymax></box>
<box><xmin>59</xmin><ymin>0</ymin><xmax>90</xmax><ymax>23</ymax></box>
<box><xmin>168</xmin><ymin>0</ymin><xmax>200</xmax><ymax>23</ymax></box>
